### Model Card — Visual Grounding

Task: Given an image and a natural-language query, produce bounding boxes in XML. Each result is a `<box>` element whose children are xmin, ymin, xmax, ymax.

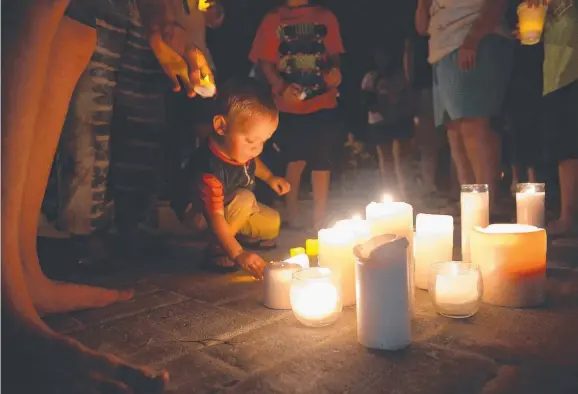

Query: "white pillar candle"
<box><xmin>334</xmin><ymin>215</ymin><xmax>371</xmax><ymax>244</ymax></box>
<box><xmin>461</xmin><ymin>184</ymin><xmax>489</xmax><ymax>262</ymax></box>
<box><xmin>284</xmin><ymin>254</ymin><xmax>310</xmax><ymax>269</ymax></box>
<box><xmin>516</xmin><ymin>183</ymin><xmax>545</xmax><ymax>227</ymax></box>
<box><xmin>470</xmin><ymin>224</ymin><xmax>546</xmax><ymax>307</ymax></box>
<box><xmin>365</xmin><ymin>196</ymin><xmax>415</xmax><ymax>312</ymax></box>
<box><xmin>263</xmin><ymin>261</ymin><xmax>303</xmax><ymax>310</ymax></box>
<box><xmin>354</xmin><ymin>235</ymin><xmax>411</xmax><ymax>350</ymax></box>
<box><xmin>414</xmin><ymin>214</ymin><xmax>454</xmax><ymax>290</ymax></box>
<box><xmin>318</xmin><ymin>226</ymin><xmax>357</xmax><ymax>306</ymax></box>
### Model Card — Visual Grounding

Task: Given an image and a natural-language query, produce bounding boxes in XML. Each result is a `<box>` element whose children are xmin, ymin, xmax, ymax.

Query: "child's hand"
<box><xmin>234</xmin><ymin>251</ymin><xmax>265</xmax><ymax>279</ymax></box>
<box><xmin>267</xmin><ymin>176</ymin><xmax>291</xmax><ymax>196</ymax></box>
<box><xmin>282</xmin><ymin>84</ymin><xmax>302</xmax><ymax>104</ymax></box>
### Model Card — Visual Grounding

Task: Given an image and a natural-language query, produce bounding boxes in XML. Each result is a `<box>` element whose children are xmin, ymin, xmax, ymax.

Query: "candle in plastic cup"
<box><xmin>518</xmin><ymin>3</ymin><xmax>547</xmax><ymax>45</ymax></box>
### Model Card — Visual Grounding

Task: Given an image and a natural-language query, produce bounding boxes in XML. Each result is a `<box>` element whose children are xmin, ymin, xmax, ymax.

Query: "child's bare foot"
<box><xmin>4</xmin><ymin>320</ymin><xmax>167</xmax><ymax>393</ymax></box>
<box><xmin>204</xmin><ymin>245</ymin><xmax>237</xmax><ymax>272</ymax></box>
<box><xmin>30</xmin><ymin>278</ymin><xmax>134</xmax><ymax>316</ymax></box>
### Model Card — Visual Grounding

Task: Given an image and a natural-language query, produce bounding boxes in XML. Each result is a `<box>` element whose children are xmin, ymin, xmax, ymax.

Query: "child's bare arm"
<box><xmin>205</xmin><ymin>211</ymin><xmax>244</xmax><ymax>259</ymax></box>
<box><xmin>415</xmin><ymin>0</ymin><xmax>432</xmax><ymax>35</ymax></box>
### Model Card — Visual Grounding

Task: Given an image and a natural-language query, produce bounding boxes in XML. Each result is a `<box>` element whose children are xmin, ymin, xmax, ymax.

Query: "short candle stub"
<box><xmin>194</xmin><ymin>83</ymin><xmax>216</xmax><ymax>98</ymax></box>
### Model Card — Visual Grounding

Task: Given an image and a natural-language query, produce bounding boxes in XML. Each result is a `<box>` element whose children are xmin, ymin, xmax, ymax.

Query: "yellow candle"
<box><xmin>471</xmin><ymin>224</ymin><xmax>547</xmax><ymax>307</ymax></box>
<box><xmin>318</xmin><ymin>226</ymin><xmax>357</xmax><ymax>306</ymax></box>
<box><xmin>290</xmin><ymin>247</ymin><xmax>306</xmax><ymax>257</ymax></box>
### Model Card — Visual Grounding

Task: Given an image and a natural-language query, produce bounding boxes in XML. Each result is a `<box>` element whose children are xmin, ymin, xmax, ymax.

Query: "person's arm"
<box><xmin>255</xmin><ymin>157</ymin><xmax>274</xmax><ymax>182</ymax></box>
<box><xmin>415</xmin><ymin>0</ymin><xmax>432</xmax><ymax>36</ymax></box>
<box><xmin>464</xmin><ymin>0</ymin><xmax>509</xmax><ymax>48</ymax></box>
<box><xmin>255</xmin><ymin>157</ymin><xmax>291</xmax><ymax>195</ymax></box>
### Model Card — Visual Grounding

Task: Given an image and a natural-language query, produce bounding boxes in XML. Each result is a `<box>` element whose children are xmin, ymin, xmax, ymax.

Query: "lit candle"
<box><xmin>263</xmin><ymin>261</ymin><xmax>303</xmax><ymax>310</ymax></box>
<box><xmin>430</xmin><ymin>261</ymin><xmax>482</xmax><ymax>318</ymax></box>
<box><xmin>284</xmin><ymin>254</ymin><xmax>309</xmax><ymax>269</ymax></box>
<box><xmin>194</xmin><ymin>74</ymin><xmax>216</xmax><ymax>98</ymax></box>
<box><xmin>414</xmin><ymin>214</ymin><xmax>454</xmax><ymax>290</ymax></box>
<box><xmin>354</xmin><ymin>235</ymin><xmax>411</xmax><ymax>350</ymax></box>
<box><xmin>318</xmin><ymin>226</ymin><xmax>357</xmax><ymax>306</ymax></box>
<box><xmin>365</xmin><ymin>195</ymin><xmax>414</xmax><ymax>311</ymax></box>
<box><xmin>334</xmin><ymin>215</ymin><xmax>371</xmax><ymax>244</ymax></box>
<box><xmin>461</xmin><ymin>184</ymin><xmax>489</xmax><ymax>262</ymax></box>
<box><xmin>516</xmin><ymin>183</ymin><xmax>545</xmax><ymax>227</ymax></box>
<box><xmin>470</xmin><ymin>224</ymin><xmax>546</xmax><ymax>307</ymax></box>
<box><xmin>290</xmin><ymin>267</ymin><xmax>342</xmax><ymax>327</ymax></box>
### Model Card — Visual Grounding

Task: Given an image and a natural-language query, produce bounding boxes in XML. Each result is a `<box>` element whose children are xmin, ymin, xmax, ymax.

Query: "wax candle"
<box><xmin>354</xmin><ymin>235</ymin><xmax>411</xmax><ymax>350</ymax></box>
<box><xmin>263</xmin><ymin>261</ymin><xmax>303</xmax><ymax>310</ymax></box>
<box><xmin>430</xmin><ymin>262</ymin><xmax>482</xmax><ymax>318</ymax></box>
<box><xmin>470</xmin><ymin>224</ymin><xmax>547</xmax><ymax>307</ymax></box>
<box><xmin>284</xmin><ymin>254</ymin><xmax>309</xmax><ymax>269</ymax></box>
<box><xmin>365</xmin><ymin>196</ymin><xmax>414</xmax><ymax>312</ymax></box>
<box><xmin>305</xmin><ymin>239</ymin><xmax>319</xmax><ymax>267</ymax></box>
<box><xmin>334</xmin><ymin>215</ymin><xmax>371</xmax><ymax>244</ymax></box>
<box><xmin>414</xmin><ymin>214</ymin><xmax>454</xmax><ymax>290</ymax></box>
<box><xmin>194</xmin><ymin>74</ymin><xmax>216</xmax><ymax>98</ymax></box>
<box><xmin>516</xmin><ymin>183</ymin><xmax>545</xmax><ymax>227</ymax></box>
<box><xmin>290</xmin><ymin>267</ymin><xmax>342</xmax><ymax>327</ymax></box>
<box><xmin>461</xmin><ymin>184</ymin><xmax>489</xmax><ymax>262</ymax></box>
<box><xmin>318</xmin><ymin>226</ymin><xmax>357</xmax><ymax>306</ymax></box>
<box><xmin>290</xmin><ymin>247</ymin><xmax>306</xmax><ymax>257</ymax></box>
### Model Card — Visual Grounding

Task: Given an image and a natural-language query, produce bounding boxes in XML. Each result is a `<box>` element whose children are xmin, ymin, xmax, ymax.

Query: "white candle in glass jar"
<box><xmin>516</xmin><ymin>183</ymin><xmax>545</xmax><ymax>227</ymax></box>
<box><xmin>415</xmin><ymin>214</ymin><xmax>454</xmax><ymax>290</ymax></box>
<box><xmin>461</xmin><ymin>184</ymin><xmax>489</xmax><ymax>262</ymax></box>
<box><xmin>318</xmin><ymin>226</ymin><xmax>357</xmax><ymax>306</ymax></box>
<box><xmin>334</xmin><ymin>215</ymin><xmax>371</xmax><ymax>244</ymax></box>
<box><xmin>263</xmin><ymin>262</ymin><xmax>303</xmax><ymax>310</ymax></box>
<box><xmin>365</xmin><ymin>196</ymin><xmax>415</xmax><ymax>311</ymax></box>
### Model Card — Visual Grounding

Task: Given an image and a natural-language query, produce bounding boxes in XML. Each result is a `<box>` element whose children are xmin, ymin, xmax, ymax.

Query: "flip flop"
<box><xmin>203</xmin><ymin>247</ymin><xmax>238</xmax><ymax>273</ymax></box>
<box><xmin>238</xmin><ymin>239</ymin><xmax>278</xmax><ymax>250</ymax></box>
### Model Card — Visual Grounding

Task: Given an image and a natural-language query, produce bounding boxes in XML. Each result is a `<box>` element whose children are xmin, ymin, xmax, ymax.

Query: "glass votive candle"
<box><xmin>290</xmin><ymin>267</ymin><xmax>342</xmax><ymax>327</ymax></box>
<box><xmin>429</xmin><ymin>261</ymin><xmax>483</xmax><ymax>319</ymax></box>
<box><xmin>516</xmin><ymin>183</ymin><xmax>545</xmax><ymax>227</ymax></box>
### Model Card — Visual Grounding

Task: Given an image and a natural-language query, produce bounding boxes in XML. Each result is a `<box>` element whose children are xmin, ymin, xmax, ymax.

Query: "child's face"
<box><xmin>215</xmin><ymin>114</ymin><xmax>278</xmax><ymax>163</ymax></box>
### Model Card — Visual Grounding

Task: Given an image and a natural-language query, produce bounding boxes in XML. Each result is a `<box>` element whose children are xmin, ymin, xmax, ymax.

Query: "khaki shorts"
<box><xmin>183</xmin><ymin>189</ymin><xmax>280</xmax><ymax>240</ymax></box>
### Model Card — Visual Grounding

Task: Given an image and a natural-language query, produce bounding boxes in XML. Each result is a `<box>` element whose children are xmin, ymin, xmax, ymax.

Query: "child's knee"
<box><xmin>262</xmin><ymin>209</ymin><xmax>281</xmax><ymax>239</ymax></box>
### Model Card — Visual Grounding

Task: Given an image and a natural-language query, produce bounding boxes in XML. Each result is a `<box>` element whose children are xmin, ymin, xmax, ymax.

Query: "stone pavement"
<box><xmin>42</xmin><ymin>197</ymin><xmax>578</xmax><ymax>394</ymax></box>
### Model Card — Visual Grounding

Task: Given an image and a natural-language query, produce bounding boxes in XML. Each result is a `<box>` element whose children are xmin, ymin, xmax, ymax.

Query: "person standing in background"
<box><xmin>249</xmin><ymin>0</ymin><xmax>345</xmax><ymax>231</ymax></box>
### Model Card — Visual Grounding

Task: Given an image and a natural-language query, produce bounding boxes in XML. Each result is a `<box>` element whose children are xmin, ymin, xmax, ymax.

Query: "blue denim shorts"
<box><xmin>432</xmin><ymin>34</ymin><xmax>514</xmax><ymax>127</ymax></box>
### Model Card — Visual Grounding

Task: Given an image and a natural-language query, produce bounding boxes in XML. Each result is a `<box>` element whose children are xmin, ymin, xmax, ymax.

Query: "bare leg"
<box><xmin>2</xmin><ymin>2</ymin><xmax>166</xmax><ymax>391</ymax></box>
<box><xmin>392</xmin><ymin>139</ymin><xmax>411</xmax><ymax>200</ymax></box>
<box><xmin>376</xmin><ymin>142</ymin><xmax>394</xmax><ymax>189</ymax></box>
<box><xmin>548</xmin><ymin>159</ymin><xmax>578</xmax><ymax>235</ymax></box>
<box><xmin>528</xmin><ymin>167</ymin><xmax>537</xmax><ymax>183</ymax></box>
<box><xmin>461</xmin><ymin>117</ymin><xmax>500</xmax><ymax>207</ymax></box>
<box><xmin>19</xmin><ymin>16</ymin><xmax>133</xmax><ymax>316</ymax></box>
<box><xmin>446</xmin><ymin>121</ymin><xmax>475</xmax><ymax>185</ymax></box>
<box><xmin>311</xmin><ymin>170</ymin><xmax>330</xmax><ymax>229</ymax></box>
<box><xmin>511</xmin><ymin>165</ymin><xmax>520</xmax><ymax>193</ymax></box>
<box><xmin>285</xmin><ymin>160</ymin><xmax>307</xmax><ymax>226</ymax></box>
<box><xmin>415</xmin><ymin>92</ymin><xmax>439</xmax><ymax>194</ymax></box>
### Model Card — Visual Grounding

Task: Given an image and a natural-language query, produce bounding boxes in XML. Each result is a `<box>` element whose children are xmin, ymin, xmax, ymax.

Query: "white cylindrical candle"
<box><xmin>263</xmin><ymin>262</ymin><xmax>303</xmax><ymax>310</ymax></box>
<box><xmin>318</xmin><ymin>226</ymin><xmax>357</xmax><ymax>306</ymax></box>
<box><xmin>354</xmin><ymin>235</ymin><xmax>411</xmax><ymax>350</ymax></box>
<box><xmin>334</xmin><ymin>216</ymin><xmax>371</xmax><ymax>244</ymax></box>
<box><xmin>461</xmin><ymin>184</ymin><xmax>489</xmax><ymax>262</ymax></box>
<box><xmin>365</xmin><ymin>197</ymin><xmax>415</xmax><ymax>312</ymax></box>
<box><xmin>516</xmin><ymin>183</ymin><xmax>545</xmax><ymax>227</ymax></box>
<box><xmin>470</xmin><ymin>224</ymin><xmax>546</xmax><ymax>307</ymax></box>
<box><xmin>414</xmin><ymin>214</ymin><xmax>454</xmax><ymax>290</ymax></box>
<box><xmin>430</xmin><ymin>262</ymin><xmax>482</xmax><ymax>318</ymax></box>
<box><xmin>284</xmin><ymin>254</ymin><xmax>310</xmax><ymax>269</ymax></box>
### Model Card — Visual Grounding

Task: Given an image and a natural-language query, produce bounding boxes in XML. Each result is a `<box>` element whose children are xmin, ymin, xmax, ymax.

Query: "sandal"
<box><xmin>203</xmin><ymin>246</ymin><xmax>238</xmax><ymax>273</ymax></box>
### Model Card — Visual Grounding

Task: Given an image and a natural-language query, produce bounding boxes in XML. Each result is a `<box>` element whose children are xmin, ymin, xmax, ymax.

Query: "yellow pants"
<box><xmin>183</xmin><ymin>189</ymin><xmax>280</xmax><ymax>240</ymax></box>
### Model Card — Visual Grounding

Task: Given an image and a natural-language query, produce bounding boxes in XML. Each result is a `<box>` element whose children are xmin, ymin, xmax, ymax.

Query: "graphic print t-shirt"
<box><xmin>249</xmin><ymin>5</ymin><xmax>345</xmax><ymax>114</ymax></box>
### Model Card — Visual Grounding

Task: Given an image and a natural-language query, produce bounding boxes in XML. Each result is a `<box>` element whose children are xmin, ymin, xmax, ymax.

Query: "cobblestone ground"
<box><xmin>40</xmin><ymin>186</ymin><xmax>578</xmax><ymax>394</ymax></box>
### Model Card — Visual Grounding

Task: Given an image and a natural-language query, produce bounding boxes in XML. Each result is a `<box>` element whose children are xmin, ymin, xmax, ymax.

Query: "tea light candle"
<box><xmin>263</xmin><ymin>261</ymin><xmax>303</xmax><ymax>310</ymax></box>
<box><xmin>430</xmin><ymin>261</ymin><xmax>482</xmax><ymax>318</ymax></box>
<box><xmin>365</xmin><ymin>196</ymin><xmax>414</xmax><ymax>311</ymax></box>
<box><xmin>415</xmin><ymin>214</ymin><xmax>454</xmax><ymax>290</ymax></box>
<box><xmin>194</xmin><ymin>74</ymin><xmax>216</xmax><ymax>98</ymax></box>
<box><xmin>470</xmin><ymin>224</ymin><xmax>547</xmax><ymax>307</ymax></box>
<box><xmin>318</xmin><ymin>226</ymin><xmax>357</xmax><ymax>306</ymax></box>
<box><xmin>290</xmin><ymin>267</ymin><xmax>342</xmax><ymax>327</ymax></box>
<box><xmin>516</xmin><ymin>183</ymin><xmax>545</xmax><ymax>227</ymax></box>
<box><xmin>461</xmin><ymin>184</ymin><xmax>489</xmax><ymax>262</ymax></box>
<box><xmin>335</xmin><ymin>215</ymin><xmax>371</xmax><ymax>244</ymax></box>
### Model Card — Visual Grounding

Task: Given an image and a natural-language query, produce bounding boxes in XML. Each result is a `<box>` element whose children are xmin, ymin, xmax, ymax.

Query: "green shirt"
<box><xmin>543</xmin><ymin>0</ymin><xmax>578</xmax><ymax>95</ymax></box>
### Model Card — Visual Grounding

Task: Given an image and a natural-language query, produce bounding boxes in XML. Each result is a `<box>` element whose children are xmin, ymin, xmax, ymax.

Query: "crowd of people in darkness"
<box><xmin>2</xmin><ymin>0</ymin><xmax>577</xmax><ymax>392</ymax></box>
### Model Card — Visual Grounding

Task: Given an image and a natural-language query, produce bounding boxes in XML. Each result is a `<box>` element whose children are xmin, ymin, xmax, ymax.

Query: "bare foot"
<box><xmin>3</xmin><ymin>320</ymin><xmax>167</xmax><ymax>393</ymax></box>
<box><xmin>547</xmin><ymin>218</ymin><xmax>578</xmax><ymax>237</ymax></box>
<box><xmin>30</xmin><ymin>279</ymin><xmax>134</xmax><ymax>316</ymax></box>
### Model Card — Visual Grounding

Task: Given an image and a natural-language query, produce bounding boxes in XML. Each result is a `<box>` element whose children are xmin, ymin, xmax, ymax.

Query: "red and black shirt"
<box><xmin>171</xmin><ymin>139</ymin><xmax>256</xmax><ymax>217</ymax></box>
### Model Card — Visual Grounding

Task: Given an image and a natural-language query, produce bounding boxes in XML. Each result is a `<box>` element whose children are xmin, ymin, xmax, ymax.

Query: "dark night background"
<box><xmin>207</xmin><ymin>0</ymin><xmax>417</xmax><ymax>129</ymax></box>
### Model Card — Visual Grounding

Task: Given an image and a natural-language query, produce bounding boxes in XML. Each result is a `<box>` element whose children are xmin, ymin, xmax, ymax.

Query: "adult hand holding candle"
<box><xmin>415</xmin><ymin>214</ymin><xmax>454</xmax><ymax>290</ymax></box>
<box><xmin>470</xmin><ymin>224</ymin><xmax>547</xmax><ymax>307</ymax></box>
<box><xmin>318</xmin><ymin>226</ymin><xmax>357</xmax><ymax>306</ymax></box>
<box><xmin>194</xmin><ymin>73</ymin><xmax>216</xmax><ymax>98</ymax></box>
<box><xmin>516</xmin><ymin>183</ymin><xmax>545</xmax><ymax>227</ymax></box>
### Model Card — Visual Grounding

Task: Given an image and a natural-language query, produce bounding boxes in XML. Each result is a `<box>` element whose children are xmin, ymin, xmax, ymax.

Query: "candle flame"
<box><xmin>202</xmin><ymin>74</ymin><xmax>211</xmax><ymax>84</ymax></box>
<box><xmin>198</xmin><ymin>0</ymin><xmax>211</xmax><ymax>12</ymax></box>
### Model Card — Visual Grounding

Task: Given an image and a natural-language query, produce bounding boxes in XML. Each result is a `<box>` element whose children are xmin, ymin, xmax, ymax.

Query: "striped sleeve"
<box><xmin>198</xmin><ymin>174</ymin><xmax>225</xmax><ymax>214</ymax></box>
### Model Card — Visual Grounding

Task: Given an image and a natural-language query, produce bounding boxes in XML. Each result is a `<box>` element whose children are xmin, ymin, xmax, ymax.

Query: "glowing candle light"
<box><xmin>263</xmin><ymin>261</ymin><xmax>302</xmax><ymax>310</ymax></box>
<box><xmin>334</xmin><ymin>215</ymin><xmax>371</xmax><ymax>244</ymax></box>
<box><xmin>516</xmin><ymin>183</ymin><xmax>545</xmax><ymax>227</ymax></box>
<box><xmin>414</xmin><ymin>214</ymin><xmax>454</xmax><ymax>290</ymax></box>
<box><xmin>290</xmin><ymin>268</ymin><xmax>342</xmax><ymax>327</ymax></box>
